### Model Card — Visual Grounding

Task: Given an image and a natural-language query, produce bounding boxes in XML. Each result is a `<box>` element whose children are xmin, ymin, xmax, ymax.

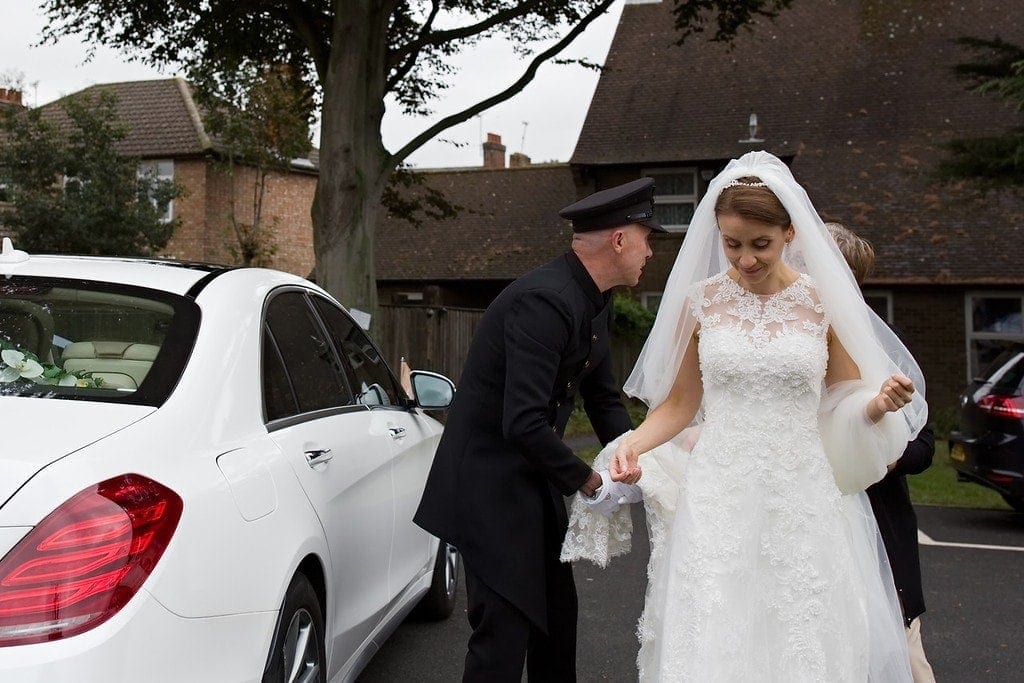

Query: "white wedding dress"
<box><xmin>563</xmin><ymin>272</ymin><xmax>912</xmax><ymax>681</ymax></box>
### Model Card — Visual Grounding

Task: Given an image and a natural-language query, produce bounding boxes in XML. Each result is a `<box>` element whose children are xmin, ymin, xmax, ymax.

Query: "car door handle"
<box><xmin>388</xmin><ymin>426</ymin><xmax>407</xmax><ymax>439</ymax></box>
<box><xmin>305</xmin><ymin>448</ymin><xmax>333</xmax><ymax>467</ymax></box>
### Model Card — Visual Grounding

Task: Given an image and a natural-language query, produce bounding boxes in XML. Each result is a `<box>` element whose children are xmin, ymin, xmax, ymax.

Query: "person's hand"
<box><xmin>579</xmin><ymin>470</ymin><xmax>605</xmax><ymax>498</ymax></box>
<box><xmin>610</xmin><ymin>440</ymin><xmax>642</xmax><ymax>483</ymax></box>
<box><xmin>869</xmin><ymin>374</ymin><xmax>915</xmax><ymax>420</ymax></box>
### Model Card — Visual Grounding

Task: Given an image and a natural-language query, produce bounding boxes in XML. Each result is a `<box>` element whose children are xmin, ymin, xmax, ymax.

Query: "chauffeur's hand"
<box><xmin>579</xmin><ymin>470</ymin><xmax>604</xmax><ymax>498</ymax></box>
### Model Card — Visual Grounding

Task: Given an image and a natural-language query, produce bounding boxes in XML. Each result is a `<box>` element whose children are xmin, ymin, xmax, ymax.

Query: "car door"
<box><xmin>309</xmin><ymin>296</ymin><xmax>436</xmax><ymax>606</ymax></box>
<box><xmin>261</xmin><ymin>289</ymin><xmax>395</xmax><ymax>667</ymax></box>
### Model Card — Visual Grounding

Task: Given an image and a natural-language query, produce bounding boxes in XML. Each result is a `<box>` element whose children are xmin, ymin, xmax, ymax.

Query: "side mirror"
<box><xmin>410</xmin><ymin>370</ymin><xmax>455</xmax><ymax>410</ymax></box>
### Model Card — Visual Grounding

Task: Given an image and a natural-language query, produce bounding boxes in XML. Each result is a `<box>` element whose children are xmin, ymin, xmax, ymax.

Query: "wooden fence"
<box><xmin>377</xmin><ymin>304</ymin><xmax>485</xmax><ymax>384</ymax></box>
<box><xmin>378</xmin><ymin>304</ymin><xmax>644</xmax><ymax>391</ymax></box>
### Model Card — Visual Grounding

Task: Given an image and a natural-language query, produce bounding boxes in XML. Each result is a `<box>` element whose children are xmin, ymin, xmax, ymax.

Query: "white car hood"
<box><xmin>0</xmin><ymin>397</ymin><xmax>155</xmax><ymax>507</ymax></box>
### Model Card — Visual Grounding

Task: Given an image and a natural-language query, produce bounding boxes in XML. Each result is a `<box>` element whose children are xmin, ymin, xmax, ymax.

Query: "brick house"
<box><xmin>3</xmin><ymin>78</ymin><xmax>319</xmax><ymax>276</ymax></box>
<box><xmin>565</xmin><ymin>0</ymin><xmax>1024</xmax><ymax>414</ymax></box>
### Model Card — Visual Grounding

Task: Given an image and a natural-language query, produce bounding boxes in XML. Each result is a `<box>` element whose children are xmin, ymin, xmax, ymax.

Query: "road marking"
<box><xmin>918</xmin><ymin>529</ymin><xmax>1024</xmax><ymax>553</ymax></box>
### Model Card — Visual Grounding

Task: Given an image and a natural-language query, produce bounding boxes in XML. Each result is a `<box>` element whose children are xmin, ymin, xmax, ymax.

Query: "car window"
<box><xmin>262</xmin><ymin>325</ymin><xmax>300</xmax><ymax>421</ymax></box>
<box><xmin>0</xmin><ymin>277</ymin><xmax>198</xmax><ymax>406</ymax></box>
<box><xmin>311</xmin><ymin>296</ymin><xmax>401</xmax><ymax>407</ymax></box>
<box><xmin>983</xmin><ymin>346</ymin><xmax>1024</xmax><ymax>393</ymax></box>
<box><xmin>264</xmin><ymin>291</ymin><xmax>353</xmax><ymax>415</ymax></box>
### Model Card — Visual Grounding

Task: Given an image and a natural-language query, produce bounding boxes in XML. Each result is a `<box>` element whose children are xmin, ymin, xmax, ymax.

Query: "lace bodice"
<box><xmin>690</xmin><ymin>273</ymin><xmax>830</xmax><ymax>433</ymax></box>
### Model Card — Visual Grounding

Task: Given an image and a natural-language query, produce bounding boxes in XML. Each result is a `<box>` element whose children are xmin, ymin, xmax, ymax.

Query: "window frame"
<box><xmin>964</xmin><ymin>291</ymin><xmax>1024</xmax><ymax>382</ymax></box>
<box><xmin>308</xmin><ymin>293</ymin><xmax>406</xmax><ymax>410</ymax></box>
<box><xmin>260</xmin><ymin>286</ymin><xmax>360</xmax><ymax>429</ymax></box>
<box><xmin>137</xmin><ymin>159</ymin><xmax>175</xmax><ymax>224</ymax></box>
<box><xmin>643</xmin><ymin>167</ymin><xmax>699</xmax><ymax>233</ymax></box>
<box><xmin>260</xmin><ymin>286</ymin><xmax>409</xmax><ymax>431</ymax></box>
<box><xmin>0</xmin><ymin>276</ymin><xmax>200</xmax><ymax>406</ymax></box>
<box><xmin>641</xmin><ymin>291</ymin><xmax>663</xmax><ymax>313</ymax></box>
<box><xmin>862</xmin><ymin>289</ymin><xmax>894</xmax><ymax>325</ymax></box>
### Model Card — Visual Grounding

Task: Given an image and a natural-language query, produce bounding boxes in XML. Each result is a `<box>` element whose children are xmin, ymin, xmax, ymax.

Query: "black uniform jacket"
<box><xmin>413</xmin><ymin>252</ymin><xmax>633</xmax><ymax>631</ymax></box>
<box><xmin>866</xmin><ymin>425</ymin><xmax>935</xmax><ymax>626</ymax></box>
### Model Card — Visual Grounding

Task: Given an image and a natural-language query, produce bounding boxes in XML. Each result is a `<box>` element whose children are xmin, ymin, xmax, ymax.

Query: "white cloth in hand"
<box><xmin>580</xmin><ymin>469</ymin><xmax>644</xmax><ymax>517</ymax></box>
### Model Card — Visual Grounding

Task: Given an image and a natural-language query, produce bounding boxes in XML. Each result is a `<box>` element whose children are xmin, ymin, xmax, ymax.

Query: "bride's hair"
<box><xmin>714</xmin><ymin>175</ymin><xmax>791</xmax><ymax>227</ymax></box>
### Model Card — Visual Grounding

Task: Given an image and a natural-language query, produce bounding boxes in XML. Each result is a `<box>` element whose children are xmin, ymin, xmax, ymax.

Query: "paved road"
<box><xmin>358</xmin><ymin>505</ymin><xmax>1024</xmax><ymax>681</ymax></box>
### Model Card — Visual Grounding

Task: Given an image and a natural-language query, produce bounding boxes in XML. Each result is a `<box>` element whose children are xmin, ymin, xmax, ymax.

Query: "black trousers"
<box><xmin>462</xmin><ymin>556</ymin><xmax>578</xmax><ymax>682</ymax></box>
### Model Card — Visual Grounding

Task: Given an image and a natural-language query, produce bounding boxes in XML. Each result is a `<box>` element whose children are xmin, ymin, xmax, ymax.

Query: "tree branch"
<box><xmin>393</xmin><ymin>0</ymin><xmax>548</xmax><ymax>61</ymax></box>
<box><xmin>281</xmin><ymin>0</ymin><xmax>330</xmax><ymax>81</ymax></box>
<box><xmin>387</xmin><ymin>0</ymin><xmax>615</xmax><ymax>169</ymax></box>
<box><xmin>386</xmin><ymin>0</ymin><xmax>442</xmax><ymax>92</ymax></box>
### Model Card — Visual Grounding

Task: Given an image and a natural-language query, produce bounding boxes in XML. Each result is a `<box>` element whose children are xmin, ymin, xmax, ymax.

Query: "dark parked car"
<box><xmin>949</xmin><ymin>342</ymin><xmax>1024</xmax><ymax>512</ymax></box>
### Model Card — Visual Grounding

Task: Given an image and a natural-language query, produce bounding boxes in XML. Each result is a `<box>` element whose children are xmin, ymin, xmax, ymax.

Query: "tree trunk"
<box><xmin>312</xmin><ymin>1</ymin><xmax>392</xmax><ymax>323</ymax></box>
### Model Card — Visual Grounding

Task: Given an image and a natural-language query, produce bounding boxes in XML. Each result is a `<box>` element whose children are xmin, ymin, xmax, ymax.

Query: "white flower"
<box><xmin>59</xmin><ymin>374</ymin><xmax>80</xmax><ymax>387</ymax></box>
<box><xmin>0</xmin><ymin>349</ymin><xmax>44</xmax><ymax>383</ymax></box>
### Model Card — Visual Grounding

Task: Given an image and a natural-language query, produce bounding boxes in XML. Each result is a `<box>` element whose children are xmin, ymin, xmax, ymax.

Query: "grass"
<box><xmin>908</xmin><ymin>440</ymin><xmax>1011</xmax><ymax>511</ymax></box>
<box><xmin>567</xmin><ymin>405</ymin><xmax>1013</xmax><ymax>510</ymax></box>
<box><xmin>564</xmin><ymin>400</ymin><xmax>648</xmax><ymax>439</ymax></box>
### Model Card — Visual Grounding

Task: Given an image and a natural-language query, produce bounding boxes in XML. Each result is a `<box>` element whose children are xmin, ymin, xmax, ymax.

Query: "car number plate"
<box><xmin>950</xmin><ymin>443</ymin><xmax>966</xmax><ymax>462</ymax></box>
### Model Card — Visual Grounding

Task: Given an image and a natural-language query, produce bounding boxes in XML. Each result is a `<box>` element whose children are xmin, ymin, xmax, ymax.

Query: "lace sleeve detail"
<box><xmin>686</xmin><ymin>278</ymin><xmax>709</xmax><ymax>325</ymax></box>
<box><xmin>801</xmin><ymin>275</ymin><xmax>831</xmax><ymax>332</ymax></box>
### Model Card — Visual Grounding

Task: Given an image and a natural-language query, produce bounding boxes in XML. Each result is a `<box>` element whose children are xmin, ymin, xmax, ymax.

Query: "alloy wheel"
<box><xmin>283</xmin><ymin>607</ymin><xmax>321</xmax><ymax>683</ymax></box>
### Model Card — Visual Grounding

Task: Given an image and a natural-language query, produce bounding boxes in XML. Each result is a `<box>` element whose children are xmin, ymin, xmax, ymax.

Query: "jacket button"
<box><xmin>584</xmin><ymin>360</ymin><xmax>591</xmax><ymax>368</ymax></box>
<box><xmin>592</xmin><ymin>334</ymin><xmax>598</xmax><ymax>342</ymax></box>
<box><xmin>566</xmin><ymin>381</ymin><xmax>572</xmax><ymax>389</ymax></box>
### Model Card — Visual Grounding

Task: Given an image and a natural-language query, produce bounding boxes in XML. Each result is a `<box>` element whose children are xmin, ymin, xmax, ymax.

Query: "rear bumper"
<box><xmin>950</xmin><ymin>432</ymin><xmax>1024</xmax><ymax>498</ymax></box>
<box><xmin>0</xmin><ymin>588</ymin><xmax>276</xmax><ymax>682</ymax></box>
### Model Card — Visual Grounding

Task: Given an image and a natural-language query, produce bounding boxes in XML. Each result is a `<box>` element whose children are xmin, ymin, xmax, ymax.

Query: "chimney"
<box><xmin>0</xmin><ymin>88</ymin><xmax>24</xmax><ymax>107</ymax></box>
<box><xmin>509</xmin><ymin>152</ymin><xmax>531</xmax><ymax>168</ymax></box>
<box><xmin>482</xmin><ymin>132</ymin><xmax>506</xmax><ymax>169</ymax></box>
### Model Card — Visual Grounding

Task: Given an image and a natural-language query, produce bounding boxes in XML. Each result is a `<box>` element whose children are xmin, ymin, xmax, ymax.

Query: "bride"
<box><xmin>562</xmin><ymin>151</ymin><xmax>925</xmax><ymax>681</ymax></box>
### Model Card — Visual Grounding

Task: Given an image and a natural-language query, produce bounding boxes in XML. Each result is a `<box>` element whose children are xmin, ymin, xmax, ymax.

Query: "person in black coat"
<box><xmin>414</xmin><ymin>178</ymin><xmax>664</xmax><ymax>682</ymax></box>
<box><xmin>827</xmin><ymin>222</ymin><xmax>937</xmax><ymax>682</ymax></box>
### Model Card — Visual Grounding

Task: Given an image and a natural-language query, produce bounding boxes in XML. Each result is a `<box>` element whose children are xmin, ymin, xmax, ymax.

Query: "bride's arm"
<box><xmin>825</xmin><ymin>327</ymin><xmax>914</xmax><ymax>422</ymax></box>
<box><xmin>610</xmin><ymin>330</ymin><xmax>703</xmax><ymax>481</ymax></box>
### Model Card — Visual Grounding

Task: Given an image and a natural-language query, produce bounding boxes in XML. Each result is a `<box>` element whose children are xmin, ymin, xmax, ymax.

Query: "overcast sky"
<box><xmin>0</xmin><ymin>1</ymin><xmax>626</xmax><ymax>169</ymax></box>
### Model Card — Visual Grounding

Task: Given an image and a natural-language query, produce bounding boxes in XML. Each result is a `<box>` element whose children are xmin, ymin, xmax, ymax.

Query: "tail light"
<box><xmin>978</xmin><ymin>394</ymin><xmax>1024</xmax><ymax>420</ymax></box>
<box><xmin>0</xmin><ymin>474</ymin><xmax>182</xmax><ymax>647</ymax></box>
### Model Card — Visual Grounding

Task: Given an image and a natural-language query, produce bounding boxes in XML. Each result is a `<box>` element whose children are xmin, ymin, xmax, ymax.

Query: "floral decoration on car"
<box><xmin>0</xmin><ymin>341</ymin><xmax>104</xmax><ymax>387</ymax></box>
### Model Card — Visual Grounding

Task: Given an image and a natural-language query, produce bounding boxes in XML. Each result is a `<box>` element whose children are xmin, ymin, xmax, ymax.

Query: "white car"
<box><xmin>0</xmin><ymin>239</ymin><xmax>459</xmax><ymax>682</ymax></box>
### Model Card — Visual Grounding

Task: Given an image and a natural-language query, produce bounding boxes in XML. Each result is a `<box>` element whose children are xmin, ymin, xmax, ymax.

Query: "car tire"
<box><xmin>263</xmin><ymin>573</ymin><xmax>326</xmax><ymax>683</ymax></box>
<box><xmin>1001</xmin><ymin>494</ymin><xmax>1024</xmax><ymax>513</ymax></box>
<box><xmin>412</xmin><ymin>541</ymin><xmax>460</xmax><ymax>621</ymax></box>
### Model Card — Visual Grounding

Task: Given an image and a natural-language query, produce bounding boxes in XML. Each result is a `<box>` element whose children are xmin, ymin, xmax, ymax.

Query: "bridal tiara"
<box><xmin>723</xmin><ymin>178</ymin><xmax>768</xmax><ymax>189</ymax></box>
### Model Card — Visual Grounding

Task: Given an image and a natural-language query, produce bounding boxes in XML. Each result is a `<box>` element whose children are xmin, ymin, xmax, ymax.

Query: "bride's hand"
<box><xmin>869</xmin><ymin>374</ymin><xmax>915</xmax><ymax>420</ymax></box>
<box><xmin>610</xmin><ymin>440</ymin><xmax>642</xmax><ymax>484</ymax></box>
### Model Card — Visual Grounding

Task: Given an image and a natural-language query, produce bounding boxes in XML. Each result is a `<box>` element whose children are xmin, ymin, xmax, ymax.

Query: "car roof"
<box><xmin>1</xmin><ymin>254</ymin><xmax>238</xmax><ymax>296</ymax></box>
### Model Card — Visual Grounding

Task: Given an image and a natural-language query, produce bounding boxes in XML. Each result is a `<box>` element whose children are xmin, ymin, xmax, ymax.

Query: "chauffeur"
<box><xmin>415</xmin><ymin>178</ymin><xmax>664</xmax><ymax>681</ymax></box>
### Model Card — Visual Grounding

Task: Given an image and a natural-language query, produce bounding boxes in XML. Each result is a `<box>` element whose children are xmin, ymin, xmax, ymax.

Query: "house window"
<box><xmin>965</xmin><ymin>293</ymin><xmax>1024</xmax><ymax>380</ymax></box>
<box><xmin>138</xmin><ymin>160</ymin><xmax>175</xmax><ymax>223</ymax></box>
<box><xmin>644</xmin><ymin>168</ymin><xmax>698</xmax><ymax>233</ymax></box>
<box><xmin>641</xmin><ymin>291</ymin><xmax>663</xmax><ymax>313</ymax></box>
<box><xmin>863</xmin><ymin>290</ymin><xmax>893</xmax><ymax>325</ymax></box>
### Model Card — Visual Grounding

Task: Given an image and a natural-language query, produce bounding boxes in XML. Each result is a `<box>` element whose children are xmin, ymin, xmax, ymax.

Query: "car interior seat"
<box><xmin>61</xmin><ymin>341</ymin><xmax>160</xmax><ymax>391</ymax></box>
